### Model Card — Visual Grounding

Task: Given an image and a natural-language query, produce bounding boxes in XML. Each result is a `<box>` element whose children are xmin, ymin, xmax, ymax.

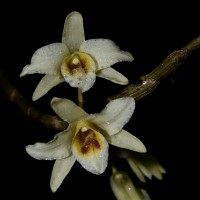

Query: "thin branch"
<box><xmin>108</xmin><ymin>35</ymin><xmax>200</xmax><ymax>101</ymax></box>
<box><xmin>0</xmin><ymin>71</ymin><xmax>68</xmax><ymax>131</ymax></box>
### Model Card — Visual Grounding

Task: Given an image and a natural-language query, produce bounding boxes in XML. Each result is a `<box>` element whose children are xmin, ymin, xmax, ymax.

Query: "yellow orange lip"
<box><xmin>73</xmin><ymin>121</ymin><xmax>105</xmax><ymax>156</ymax></box>
<box><xmin>61</xmin><ymin>52</ymin><xmax>94</xmax><ymax>77</ymax></box>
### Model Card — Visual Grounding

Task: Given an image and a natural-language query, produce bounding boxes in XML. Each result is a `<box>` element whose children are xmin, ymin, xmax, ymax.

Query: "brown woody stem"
<box><xmin>0</xmin><ymin>71</ymin><xmax>68</xmax><ymax>131</ymax></box>
<box><xmin>108</xmin><ymin>35</ymin><xmax>200</xmax><ymax>101</ymax></box>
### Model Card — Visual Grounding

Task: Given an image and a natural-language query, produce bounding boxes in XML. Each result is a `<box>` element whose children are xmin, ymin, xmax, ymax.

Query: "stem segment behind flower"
<box><xmin>78</xmin><ymin>88</ymin><xmax>84</xmax><ymax>107</ymax></box>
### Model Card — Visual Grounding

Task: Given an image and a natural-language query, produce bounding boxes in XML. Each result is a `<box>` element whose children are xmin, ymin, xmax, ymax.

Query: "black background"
<box><xmin>1</xmin><ymin>1</ymin><xmax>199</xmax><ymax>199</ymax></box>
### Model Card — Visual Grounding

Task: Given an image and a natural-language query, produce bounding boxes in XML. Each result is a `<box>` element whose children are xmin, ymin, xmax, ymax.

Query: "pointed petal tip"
<box><xmin>25</xmin><ymin>134</ymin><xmax>71</xmax><ymax>160</ymax></box>
<box><xmin>50</xmin><ymin>97</ymin><xmax>60</xmax><ymax>104</ymax></box>
<box><xmin>32</xmin><ymin>94</ymin><xmax>38</xmax><ymax>101</ymax></box>
<box><xmin>31</xmin><ymin>74</ymin><xmax>65</xmax><ymax>102</ymax></box>
<box><xmin>161</xmin><ymin>167</ymin><xmax>166</xmax><ymax>174</ymax></box>
<box><xmin>50</xmin><ymin>184</ymin><xmax>57</xmax><ymax>193</ymax></box>
<box><xmin>32</xmin><ymin>91</ymin><xmax>42</xmax><ymax>101</ymax></box>
<box><xmin>19</xmin><ymin>68</ymin><xmax>27</xmax><ymax>78</ymax></box>
<box><xmin>115</xmin><ymin>78</ymin><xmax>129</xmax><ymax>85</ymax></box>
<box><xmin>123</xmin><ymin>79</ymin><xmax>129</xmax><ymax>85</ymax></box>
<box><xmin>19</xmin><ymin>65</ymin><xmax>29</xmax><ymax>78</ymax></box>
<box><xmin>96</xmin><ymin>67</ymin><xmax>129</xmax><ymax>85</ymax></box>
<box><xmin>134</xmin><ymin>141</ymin><xmax>147</xmax><ymax>153</ymax></box>
<box><xmin>122</xmin><ymin>51</ymin><xmax>134</xmax><ymax>62</ymax></box>
<box><xmin>50</xmin><ymin>157</ymin><xmax>76</xmax><ymax>193</ymax></box>
<box><xmin>139</xmin><ymin>144</ymin><xmax>147</xmax><ymax>153</ymax></box>
<box><xmin>19</xmin><ymin>73</ymin><xmax>24</xmax><ymax>78</ymax></box>
<box><xmin>129</xmin><ymin>53</ymin><xmax>134</xmax><ymax>61</ymax></box>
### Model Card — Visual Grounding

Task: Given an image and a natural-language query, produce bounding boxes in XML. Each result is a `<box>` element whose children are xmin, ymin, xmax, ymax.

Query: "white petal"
<box><xmin>97</xmin><ymin>67</ymin><xmax>129</xmax><ymax>85</ymax></box>
<box><xmin>80</xmin><ymin>39</ymin><xmax>133</xmax><ymax>70</ymax></box>
<box><xmin>72</xmin><ymin>131</ymin><xmax>108</xmax><ymax>174</ymax></box>
<box><xmin>127</xmin><ymin>158</ymin><xmax>146</xmax><ymax>182</ymax></box>
<box><xmin>25</xmin><ymin>126</ymin><xmax>75</xmax><ymax>160</ymax></box>
<box><xmin>32</xmin><ymin>74</ymin><xmax>65</xmax><ymax>101</ymax></box>
<box><xmin>50</xmin><ymin>155</ymin><xmax>76</xmax><ymax>192</ymax></box>
<box><xmin>90</xmin><ymin>97</ymin><xmax>135</xmax><ymax>135</ymax></box>
<box><xmin>63</xmin><ymin>70</ymin><xmax>96</xmax><ymax>92</ymax></box>
<box><xmin>109</xmin><ymin>129</ymin><xmax>146</xmax><ymax>152</ymax></box>
<box><xmin>20</xmin><ymin>43</ymin><xmax>69</xmax><ymax>77</ymax></box>
<box><xmin>51</xmin><ymin>97</ymin><xmax>88</xmax><ymax>123</ymax></box>
<box><xmin>62</xmin><ymin>11</ymin><xmax>85</xmax><ymax>52</ymax></box>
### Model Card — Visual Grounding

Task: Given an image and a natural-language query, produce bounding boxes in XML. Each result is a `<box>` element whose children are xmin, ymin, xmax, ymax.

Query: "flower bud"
<box><xmin>110</xmin><ymin>168</ymin><xmax>151</xmax><ymax>200</ymax></box>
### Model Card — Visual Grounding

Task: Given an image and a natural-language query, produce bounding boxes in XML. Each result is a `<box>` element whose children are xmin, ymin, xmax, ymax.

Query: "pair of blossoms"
<box><xmin>21</xmin><ymin>11</ymin><xmax>154</xmax><ymax>197</ymax></box>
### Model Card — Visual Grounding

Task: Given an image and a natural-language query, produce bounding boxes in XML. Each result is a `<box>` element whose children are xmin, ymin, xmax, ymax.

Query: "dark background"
<box><xmin>1</xmin><ymin>1</ymin><xmax>199</xmax><ymax>199</ymax></box>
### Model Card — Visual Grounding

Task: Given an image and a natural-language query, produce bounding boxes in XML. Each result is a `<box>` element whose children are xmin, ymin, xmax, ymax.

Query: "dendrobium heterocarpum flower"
<box><xmin>26</xmin><ymin>97</ymin><xmax>146</xmax><ymax>192</ymax></box>
<box><xmin>20</xmin><ymin>11</ymin><xmax>133</xmax><ymax>101</ymax></box>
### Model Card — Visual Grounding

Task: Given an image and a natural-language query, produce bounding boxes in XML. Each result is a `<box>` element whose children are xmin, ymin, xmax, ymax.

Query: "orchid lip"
<box><xmin>73</xmin><ymin>121</ymin><xmax>104</xmax><ymax>156</ymax></box>
<box><xmin>61</xmin><ymin>52</ymin><xmax>94</xmax><ymax>78</ymax></box>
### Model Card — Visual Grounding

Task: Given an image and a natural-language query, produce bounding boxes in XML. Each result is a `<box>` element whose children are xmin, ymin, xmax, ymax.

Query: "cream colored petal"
<box><xmin>159</xmin><ymin>165</ymin><xmax>166</xmax><ymax>174</ymax></box>
<box><xmin>141</xmin><ymin>190</ymin><xmax>151</xmax><ymax>200</ymax></box>
<box><xmin>50</xmin><ymin>155</ymin><xmax>76</xmax><ymax>193</ymax></box>
<box><xmin>109</xmin><ymin>129</ymin><xmax>146</xmax><ymax>152</ymax></box>
<box><xmin>138</xmin><ymin>153</ymin><xmax>166</xmax><ymax>180</ymax></box>
<box><xmin>96</xmin><ymin>67</ymin><xmax>129</xmax><ymax>85</ymax></box>
<box><xmin>20</xmin><ymin>43</ymin><xmax>69</xmax><ymax>77</ymax></box>
<box><xmin>90</xmin><ymin>97</ymin><xmax>135</xmax><ymax>136</ymax></box>
<box><xmin>135</xmin><ymin>162</ymin><xmax>152</xmax><ymax>180</ymax></box>
<box><xmin>72</xmin><ymin>131</ymin><xmax>108</xmax><ymax>175</ymax></box>
<box><xmin>32</xmin><ymin>74</ymin><xmax>65</xmax><ymax>101</ymax></box>
<box><xmin>127</xmin><ymin>152</ymin><xmax>166</xmax><ymax>181</ymax></box>
<box><xmin>80</xmin><ymin>39</ymin><xmax>133</xmax><ymax>70</ymax></box>
<box><xmin>51</xmin><ymin>97</ymin><xmax>88</xmax><ymax>123</ymax></box>
<box><xmin>147</xmin><ymin>164</ymin><xmax>163</xmax><ymax>180</ymax></box>
<box><xmin>62</xmin><ymin>70</ymin><xmax>96</xmax><ymax>92</ymax></box>
<box><xmin>137</xmin><ymin>157</ymin><xmax>165</xmax><ymax>180</ymax></box>
<box><xmin>110</xmin><ymin>171</ymin><xmax>147</xmax><ymax>200</ymax></box>
<box><xmin>62</xmin><ymin>11</ymin><xmax>85</xmax><ymax>53</ymax></box>
<box><xmin>25</xmin><ymin>126</ymin><xmax>75</xmax><ymax>160</ymax></box>
<box><xmin>145</xmin><ymin>154</ymin><xmax>166</xmax><ymax>175</ymax></box>
<box><xmin>127</xmin><ymin>158</ymin><xmax>146</xmax><ymax>182</ymax></box>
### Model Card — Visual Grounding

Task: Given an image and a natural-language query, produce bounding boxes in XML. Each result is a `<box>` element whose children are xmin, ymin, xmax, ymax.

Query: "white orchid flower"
<box><xmin>118</xmin><ymin>150</ymin><xmax>166</xmax><ymax>182</ymax></box>
<box><xmin>110</xmin><ymin>167</ymin><xmax>151</xmax><ymax>200</ymax></box>
<box><xmin>26</xmin><ymin>97</ymin><xmax>146</xmax><ymax>192</ymax></box>
<box><xmin>20</xmin><ymin>11</ymin><xmax>133</xmax><ymax>101</ymax></box>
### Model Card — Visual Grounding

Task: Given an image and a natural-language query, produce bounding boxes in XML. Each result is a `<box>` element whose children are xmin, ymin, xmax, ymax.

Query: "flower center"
<box><xmin>61</xmin><ymin>52</ymin><xmax>94</xmax><ymax>77</ymax></box>
<box><xmin>73</xmin><ymin>121</ymin><xmax>104</xmax><ymax>156</ymax></box>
